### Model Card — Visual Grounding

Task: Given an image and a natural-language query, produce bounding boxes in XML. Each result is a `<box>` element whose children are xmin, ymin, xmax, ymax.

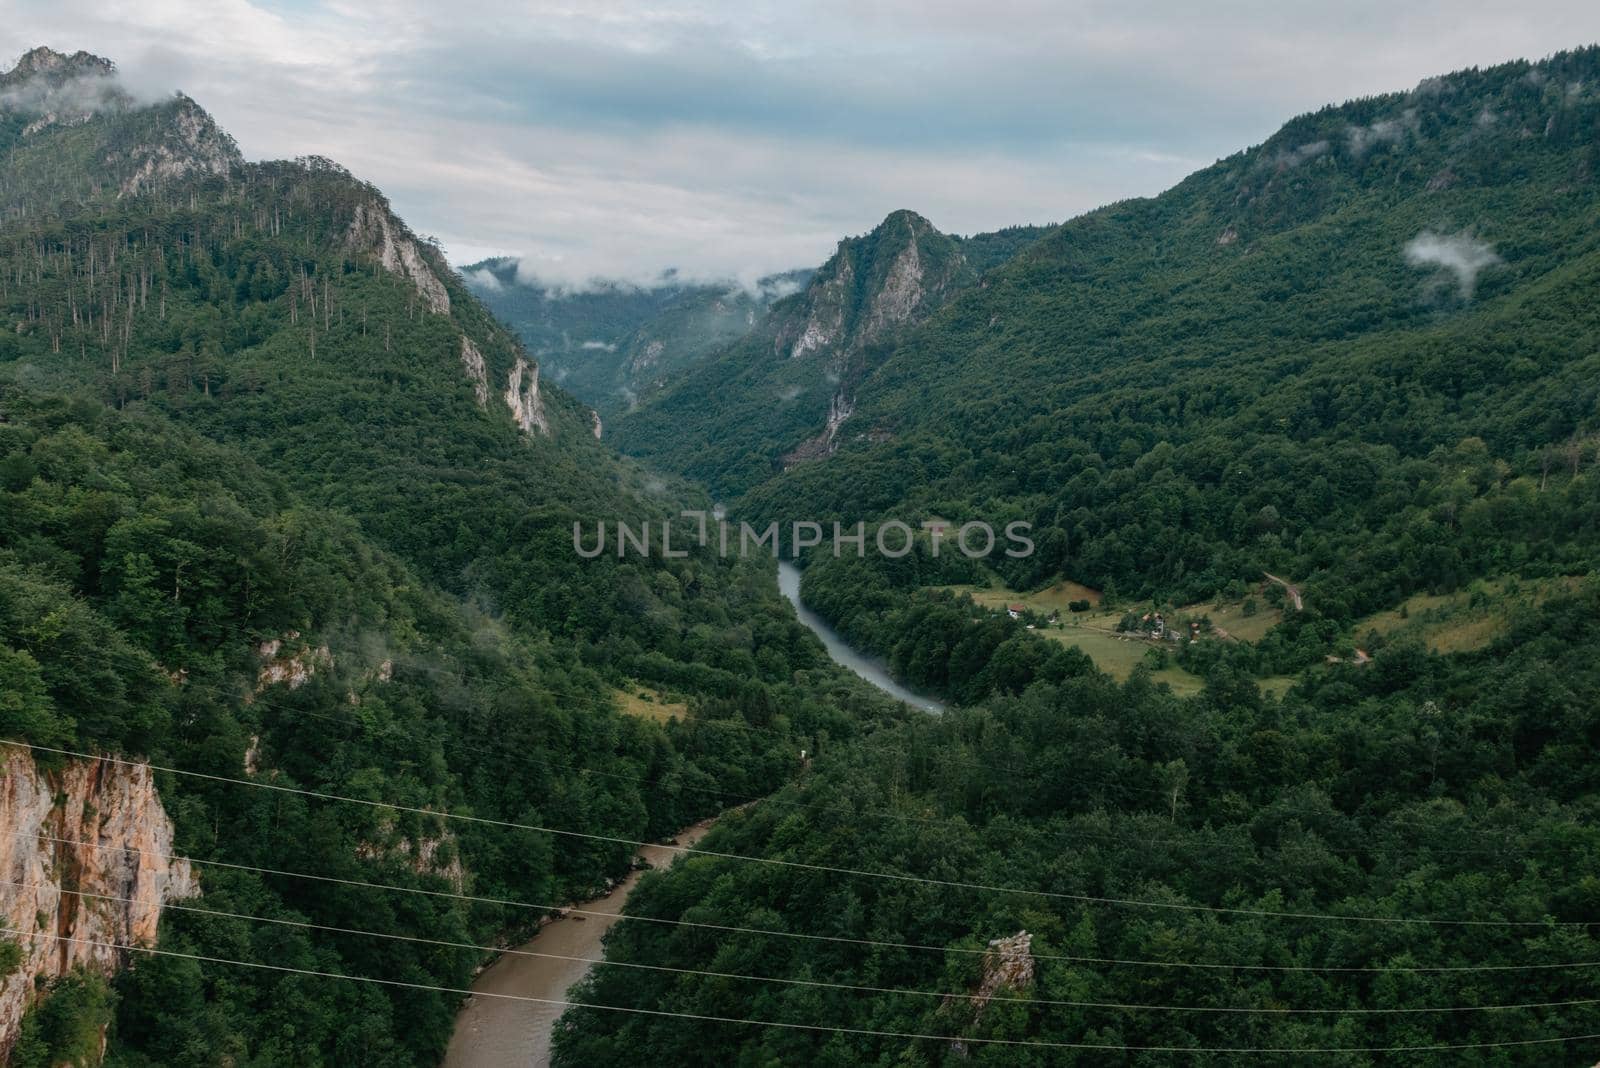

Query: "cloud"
<box><xmin>1404</xmin><ymin>230</ymin><xmax>1502</xmax><ymax>297</ymax></box>
<box><xmin>758</xmin><ymin>275</ymin><xmax>806</xmax><ymax>301</ymax></box>
<box><xmin>0</xmin><ymin>60</ymin><xmax>178</xmax><ymax>119</ymax></box>
<box><xmin>459</xmin><ymin>265</ymin><xmax>502</xmax><ymax>292</ymax></box>
<box><xmin>1347</xmin><ymin>110</ymin><xmax>1418</xmax><ymax>157</ymax></box>
<box><xmin>6</xmin><ymin>1</ymin><xmax>1600</xmax><ymax>281</ymax></box>
<box><xmin>580</xmin><ymin>340</ymin><xmax>617</xmax><ymax>351</ymax></box>
<box><xmin>1273</xmin><ymin>139</ymin><xmax>1330</xmax><ymax>168</ymax></box>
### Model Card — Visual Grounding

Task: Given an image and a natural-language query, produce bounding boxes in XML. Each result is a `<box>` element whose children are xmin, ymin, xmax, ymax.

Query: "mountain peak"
<box><xmin>876</xmin><ymin>207</ymin><xmax>936</xmax><ymax>233</ymax></box>
<box><xmin>1</xmin><ymin>47</ymin><xmax>241</xmax><ymax>212</ymax></box>
<box><xmin>3</xmin><ymin>46</ymin><xmax>115</xmax><ymax>83</ymax></box>
<box><xmin>1</xmin><ymin>45</ymin><xmax>130</xmax><ymax>136</ymax></box>
<box><xmin>791</xmin><ymin>208</ymin><xmax>967</xmax><ymax>351</ymax></box>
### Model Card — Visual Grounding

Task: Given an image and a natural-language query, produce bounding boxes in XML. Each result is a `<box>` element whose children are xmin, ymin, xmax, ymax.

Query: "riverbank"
<box><xmin>776</xmin><ymin>561</ymin><xmax>946</xmax><ymax>713</ymax></box>
<box><xmin>442</xmin><ymin>560</ymin><xmax>938</xmax><ymax>1065</ymax></box>
<box><xmin>440</xmin><ymin>818</ymin><xmax>718</xmax><ymax>1068</ymax></box>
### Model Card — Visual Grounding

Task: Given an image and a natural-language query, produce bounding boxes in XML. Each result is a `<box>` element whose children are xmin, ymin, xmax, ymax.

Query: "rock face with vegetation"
<box><xmin>0</xmin><ymin>751</ymin><xmax>196</xmax><ymax>1055</ymax></box>
<box><xmin>0</xmin><ymin>45</ymin><xmax>892</xmax><ymax>1065</ymax></box>
<box><xmin>612</xmin><ymin>210</ymin><xmax>1023</xmax><ymax>490</ymax></box>
<box><xmin>0</xmin><ymin>48</ymin><xmax>239</xmax><ymax>216</ymax></box>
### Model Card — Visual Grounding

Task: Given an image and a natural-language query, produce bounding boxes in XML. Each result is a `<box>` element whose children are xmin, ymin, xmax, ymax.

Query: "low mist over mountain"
<box><xmin>0</xmin><ymin>44</ymin><xmax>886</xmax><ymax>1064</ymax></box>
<box><xmin>613</xmin><ymin>212</ymin><xmax>1052</xmax><ymax>489</ymax></box>
<box><xmin>459</xmin><ymin>260</ymin><xmax>811</xmax><ymax>419</ymax></box>
<box><xmin>9</xmin><ymin>17</ymin><xmax>1600</xmax><ymax>1068</ymax></box>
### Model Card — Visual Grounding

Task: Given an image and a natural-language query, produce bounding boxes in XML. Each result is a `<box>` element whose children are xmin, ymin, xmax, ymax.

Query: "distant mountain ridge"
<box><xmin>0</xmin><ymin>45</ymin><xmax>867</xmax><ymax>1064</ymax></box>
<box><xmin>609</xmin><ymin>210</ymin><xmax>1052</xmax><ymax>490</ymax></box>
<box><xmin>460</xmin><ymin>260</ymin><xmax>811</xmax><ymax>419</ymax></box>
<box><xmin>734</xmin><ymin>45</ymin><xmax>1600</xmax><ymax>615</ymax></box>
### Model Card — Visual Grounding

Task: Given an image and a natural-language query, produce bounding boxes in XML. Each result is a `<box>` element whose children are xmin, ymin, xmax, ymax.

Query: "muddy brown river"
<box><xmin>442</xmin><ymin>561</ymin><xmax>939</xmax><ymax>1065</ymax></box>
<box><xmin>440</xmin><ymin>819</ymin><xmax>715</xmax><ymax>1068</ymax></box>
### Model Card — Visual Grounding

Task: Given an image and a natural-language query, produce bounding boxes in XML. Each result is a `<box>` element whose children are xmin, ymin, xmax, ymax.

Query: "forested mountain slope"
<box><xmin>551</xmin><ymin>48</ymin><xmax>1600</xmax><ymax>1066</ymax></box>
<box><xmin>680</xmin><ymin>49</ymin><xmax>1600</xmax><ymax>681</ymax></box>
<box><xmin>0</xmin><ymin>46</ymin><xmax>897</xmax><ymax>1065</ymax></box>
<box><xmin>613</xmin><ymin>210</ymin><xmax>1044</xmax><ymax>491</ymax></box>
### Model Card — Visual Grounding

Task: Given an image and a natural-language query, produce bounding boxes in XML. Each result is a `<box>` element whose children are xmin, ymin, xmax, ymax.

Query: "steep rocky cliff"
<box><xmin>0</xmin><ymin>48</ymin><xmax>241</xmax><ymax>214</ymax></box>
<box><xmin>772</xmin><ymin>209</ymin><xmax>968</xmax><ymax>366</ymax></box>
<box><xmin>346</xmin><ymin>198</ymin><xmax>452</xmax><ymax>317</ymax></box>
<box><xmin>0</xmin><ymin>751</ymin><xmax>197</xmax><ymax>1055</ymax></box>
<box><xmin>610</xmin><ymin>209</ymin><xmax>1010</xmax><ymax>493</ymax></box>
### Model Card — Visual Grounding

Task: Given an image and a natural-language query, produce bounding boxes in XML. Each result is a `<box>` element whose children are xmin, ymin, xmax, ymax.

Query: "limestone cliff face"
<box><xmin>0</xmin><ymin>751</ymin><xmax>197</xmax><ymax>1053</ymax></box>
<box><xmin>782</xmin><ymin>257</ymin><xmax>853</xmax><ymax>361</ymax></box>
<box><xmin>774</xmin><ymin>210</ymin><xmax>972</xmax><ymax>467</ymax></box>
<box><xmin>774</xmin><ymin>210</ymin><xmax>967</xmax><ymax>365</ymax></box>
<box><xmin>111</xmin><ymin>96</ymin><xmax>239</xmax><ymax>196</ymax></box>
<box><xmin>254</xmin><ymin>632</ymin><xmax>331</xmax><ymax>692</ymax></box>
<box><xmin>504</xmin><ymin>356</ymin><xmax>549</xmax><ymax>435</ymax></box>
<box><xmin>460</xmin><ymin>336</ymin><xmax>491</xmax><ymax>408</ymax></box>
<box><xmin>346</xmin><ymin>199</ymin><xmax>452</xmax><ymax>316</ymax></box>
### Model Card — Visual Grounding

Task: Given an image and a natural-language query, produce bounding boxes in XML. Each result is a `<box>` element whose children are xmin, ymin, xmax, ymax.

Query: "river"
<box><xmin>776</xmin><ymin>560</ymin><xmax>947</xmax><ymax>713</ymax></box>
<box><xmin>440</xmin><ymin>819</ymin><xmax>715</xmax><ymax>1068</ymax></box>
<box><xmin>441</xmin><ymin>560</ymin><xmax>940</xmax><ymax>1066</ymax></box>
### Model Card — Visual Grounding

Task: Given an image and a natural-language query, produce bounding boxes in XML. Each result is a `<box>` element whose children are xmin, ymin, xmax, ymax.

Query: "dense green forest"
<box><xmin>0</xmin><ymin>47</ymin><xmax>898</xmax><ymax>1066</ymax></box>
<box><xmin>7</xmin><ymin>36</ymin><xmax>1600</xmax><ymax>1068</ymax></box>
<box><xmin>558</xmin><ymin>577</ymin><xmax>1600</xmax><ymax>1064</ymax></box>
<box><xmin>550</xmin><ymin>47</ymin><xmax>1600</xmax><ymax>1065</ymax></box>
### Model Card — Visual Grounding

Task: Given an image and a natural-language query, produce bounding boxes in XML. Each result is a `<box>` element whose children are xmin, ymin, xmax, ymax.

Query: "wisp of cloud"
<box><xmin>1404</xmin><ymin>230</ymin><xmax>1501</xmax><ymax>298</ymax></box>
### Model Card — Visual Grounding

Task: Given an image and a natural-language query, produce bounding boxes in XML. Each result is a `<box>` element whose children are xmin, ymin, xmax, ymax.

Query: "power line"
<box><xmin>5</xmin><ymin>739</ymin><xmax>1581</xmax><ymax>929</ymax></box>
<box><xmin>5</xmin><ymin>926</ymin><xmax>1600</xmax><ymax>1056</ymax></box>
<box><xmin>256</xmin><ymin>657</ymin><xmax>1600</xmax><ymax>865</ymax></box>
<box><xmin>11</xmin><ymin>827</ymin><xmax>1595</xmax><ymax>977</ymax></box>
<box><xmin>13</xmin><ymin>877</ymin><xmax>1600</xmax><ymax>1018</ymax></box>
<box><xmin>272</xmin><ymin>684</ymin><xmax>1589</xmax><ymax>867</ymax></box>
<box><xmin>148</xmin><ymin>646</ymin><xmax>1584</xmax><ymax>865</ymax></box>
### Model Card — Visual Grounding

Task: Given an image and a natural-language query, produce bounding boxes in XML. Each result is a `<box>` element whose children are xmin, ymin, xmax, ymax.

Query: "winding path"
<box><xmin>1262</xmin><ymin>572</ymin><xmax>1304</xmax><ymax>612</ymax></box>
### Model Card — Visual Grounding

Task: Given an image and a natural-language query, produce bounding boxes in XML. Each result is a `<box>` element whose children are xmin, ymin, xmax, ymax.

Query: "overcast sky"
<box><xmin>6</xmin><ymin>2</ymin><xmax>1600</xmax><ymax>286</ymax></box>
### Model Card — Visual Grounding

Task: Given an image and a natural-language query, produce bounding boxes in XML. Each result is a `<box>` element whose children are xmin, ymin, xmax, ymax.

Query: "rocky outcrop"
<box><xmin>459</xmin><ymin>336</ymin><xmax>490</xmax><ymax>408</ymax></box>
<box><xmin>255</xmin><ymin>632</ymin><xmax>331</xmax><ymax>692</ymax></box>
<box><xmin>355</xmin><ymin>821</ymin><xmax>465</xmax><ymax>893</ymax></box>
<box><xmin>0</xmin><ymin>750</ymin><xmax>197</xmax><ymax>1053</ymax></box>
<box><xmin>973</xmin><ymin>930</ymin><xmax>1034</xmax><ymax>1011</ymax></box>
<box><xmin>590</xmin><ymin>410</ymin><xmax>603</xmax><ymax>440</ymax></box>
<box><xmin>781</xmin><ymin>390</ymin><xmax>855</xmax><ymax>468</ymax></box>
<box><xmin>770</xmin><ymin>210</ymin><xmax>970</xmax><ymax>466</ymax></box>
<box><xmin>111</xmin><ymin>97</ymin><xmax>238</xmax><ymax>196</ymax></box>
<box><xmin>504</xmin><ymin>356</ymin><xmax>549</xmax><ymax>435</ymax></box>
<box><xmin>860</xmin><ymin>236</ymin><xmax>925</xmax><ymax>341</ymax></box>
<box><xmin>630</xmin><ymin>339</ymin><xmax>666</xmax><ymax>372</ymax></box>
<box><xmin>346</xmin><ymin>200</ymin><xmax>451</xmax><ymax>315</ymax></box>
<box><xmin>775</xmin><ymin>210</ymin><xmax>964</xmax><ymax>365</ymax></box>
<box><xmin>782</xmin><ymin>257</ymin><xmax>853</xmax><ymax>360</ymax></box>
